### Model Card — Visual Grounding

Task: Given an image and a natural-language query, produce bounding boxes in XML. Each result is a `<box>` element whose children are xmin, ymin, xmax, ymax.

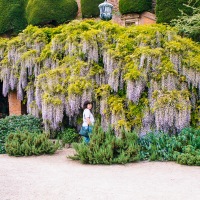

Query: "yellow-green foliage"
<box><xmin>152</xmin><ymin>90</ymin><xmax>191</xmax><ymax>110</ymax></box>
<box><xmin>124</xmin><ymin>64</ymin><xmax>145</xmax><ymax>81</ymax></box>
<box><xmin>95</xmin><ymin>84</ymin><xmax>111</xmax><ymax>98</ymax></box>
<box><xmin>0</xmin><ymin>20</ymin><xmax>200</xmax><ymax>133</ymax></box>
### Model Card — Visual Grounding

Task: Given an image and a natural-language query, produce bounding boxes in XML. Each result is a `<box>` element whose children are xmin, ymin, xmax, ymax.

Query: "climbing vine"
<box><xmin>0</xmin><ymin>20</ymin><xmax>200</xmax><ymax>134</ymax></box>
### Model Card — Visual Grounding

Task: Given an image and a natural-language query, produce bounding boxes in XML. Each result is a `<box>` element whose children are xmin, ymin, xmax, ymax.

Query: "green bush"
<box><xmin>171</xmin><ymin>5</ymin><xmax>200</xmax><ymax>42</ymax></box>
<box><xmin>119</xmin><ymin>0</ymin><xmax>152</xmax><ymax>15</ymax></box>
<box><xmin>156</xmin><ymin>0</ymin><xmax>200</xmax><ymax>24</ymax></box>
<box><xmin>70</xmin><ymin>125</ymin><xmax>140</xmax><ymax>164</ymax></box>
<box><xmin>139</xmin><ymin>132</ymin><xmax>176</xmax><ymax>161</ymax></box>
<box><xmin>5</xmin><ymin>130</ymin><xmax>59</xmax><ymax>156</ymax></box>
<box><xmin>70</xmin><ymin>125</ymin><xmax>200</xmax><ymax>165</ymax></box>
<box><xmin>139</xmin><ymin>127</ymin><xmax>200</xmax><ymax>166</ymax></box>
<box><xmin>0</xmin><ymin>0</ymin><xmax>27</xmax><ymax>35</ymax></box>
<box><xmin>59</xmin><ymin>128</ymin><xmax>79</xmax><ymax>145</ymax></box>
<box><xmin>81</xmin><ymin>0</ymin><xmax>103</xmax><ymax>18</ymax></box>
<box><xmin>26</xmin><ymin>0</ymin><xmax>78</xmax><ymax>26</ymax></box>
<box><xmin>0</xmin><ymin>115</ymin><xmax>43</xmax><ymax>154</ymax></box>
<box><xmin>176</xmin><ymin>145</ymin><xmax>200</xmax><ymax>166</ymax></box>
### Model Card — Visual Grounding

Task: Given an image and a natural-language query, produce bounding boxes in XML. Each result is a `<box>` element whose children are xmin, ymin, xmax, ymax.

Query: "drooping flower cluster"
<box><xmin>0</xmin><ymin>21</ymin><xmax>199</xmax><ymax>134</ymax></box>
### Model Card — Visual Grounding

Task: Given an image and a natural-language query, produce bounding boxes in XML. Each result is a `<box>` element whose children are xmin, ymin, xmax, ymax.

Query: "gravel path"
<box><xmin>0</xmin><ymin>148</ymin><xmax>200</xmax><ymax>200</ymax></box>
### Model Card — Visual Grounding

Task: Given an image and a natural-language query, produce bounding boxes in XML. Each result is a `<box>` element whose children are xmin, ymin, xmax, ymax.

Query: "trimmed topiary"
<box><xmin>81</xmin><ymin>0</ymin><xmax>103</xmax><ymax>18</ymax></box>
<box><xmin>26</xmin><ymin>0</ymin><xmax>78</xmax><ymax>26</ymax></box>
<box><xmin>0</xmin><ymin>0</ymin><xmax>27</xmax><ymax>35</ymax></box>
<box><xmin>119</xmin><ymin>0</ymin><xmax>152</xmax><ymax>14</ymax></box>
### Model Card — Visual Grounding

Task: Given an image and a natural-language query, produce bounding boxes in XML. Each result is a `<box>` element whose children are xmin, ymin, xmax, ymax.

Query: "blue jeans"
<box><xmin>82</xmin><ymin>126</ymin><xmax>93</xmax><ymax>144</ymax></box>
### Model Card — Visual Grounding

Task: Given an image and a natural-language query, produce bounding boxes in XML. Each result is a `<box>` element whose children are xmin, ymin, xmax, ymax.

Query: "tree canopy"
<box><xmin>156</xmin><ymin>0</ymin><xmax>200</xmax><ymax>24</ymax></box>
<box><xmin>172</xmin><ymin>5</ymin><xmax>200</xmax><ymax>42</ymax></box>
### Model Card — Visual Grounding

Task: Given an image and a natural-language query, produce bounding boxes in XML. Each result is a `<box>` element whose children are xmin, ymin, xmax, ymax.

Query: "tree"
<box><xmin>156</xmin><ymin>0</ymin><xmax>200</xmax><ymax>24</ymax></box>
<box><xmin>172</xmin><ymin>5</ymin><xmax>200</xmax><ymax>42</ymax></box>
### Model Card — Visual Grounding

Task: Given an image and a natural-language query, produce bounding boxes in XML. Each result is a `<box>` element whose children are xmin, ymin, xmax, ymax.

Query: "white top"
<box><xmin>82</xmin><ymin>108</ymin><xmax>95</xmax><ymax>127</ymax></box>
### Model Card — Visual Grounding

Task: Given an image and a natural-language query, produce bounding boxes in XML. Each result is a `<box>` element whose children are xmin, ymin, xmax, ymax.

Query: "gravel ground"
<box><xmin>0</xmin><ymin>148</ymin><xmax>200</xmax><ymax>200</ymax></box>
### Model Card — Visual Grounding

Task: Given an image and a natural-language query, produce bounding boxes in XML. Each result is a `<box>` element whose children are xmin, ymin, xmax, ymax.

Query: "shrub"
<box><xmin>0</xmin><ymin>115</ymin><xmax>43</xmax><ymax>154</ymax></box>
<box><xmin>119</xmin><ymin>0</ymin><xmax>152</xmax><ymax>15</ymax></box>
<box><xmin>171</xmin><ymin>5</ymin><xmax>200</xmax><ymax>42</ymax></box>
<box><xmin>139</xmin><ymin>127</ymin><xmax>200</xmax><ymax>166</ymax></box>
<box><xmin>26</xmin><ymin>0</ymin><xmax>78</xmax><ymax>26</ymax></box>
<box><xmin>81</xmin><ymin>0</ymin><xmax>103</xmax><ymax>18</ymax></box>
<box><xmin>156</xmin><ymin>0</ymin><xmax>200</xmax><ymax>24</ymax></box>
<box><xmin>176</xmin><ymin>146</ymin><xmax>200</xmax><ymax>166</ymax></box>
<box><xmin>70</xmin><ymin>125</ymin><xmax>140</xmax><ymax>164</ymax></box>
<box><xmin>0</xmin><ymin>0</ymin><xmax>27</xmax><ymax>35</ymax></box>
<box><xmin>70</xmin><ymin>126</ymin><xmax>200</xmax><ymax>165</ymax></box>
<box><xmin>59</xmin><ymin>128</ymin><xmax>79</xmax><ymax>145</ymax></box>
<box><xmin>5</xmin><ymin>130</ymin><xmax>59</xmax><ymax>156</ymax></box>
<box><xmin>139</xmin><ymin>132</ymin><xmax>176</xmax><ymax>161</ymax></box>
<box><xmin>176</xmin><ymin>127</ymin><xmax>200</xmax><ymax>149</ymax></box>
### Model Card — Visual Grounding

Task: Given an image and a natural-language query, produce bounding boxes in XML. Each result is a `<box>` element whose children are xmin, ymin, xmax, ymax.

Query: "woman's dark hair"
<box><xmin>83</xmin><ymin>100</ymin><xmax>92</xmax><ymax>109</ymax></box>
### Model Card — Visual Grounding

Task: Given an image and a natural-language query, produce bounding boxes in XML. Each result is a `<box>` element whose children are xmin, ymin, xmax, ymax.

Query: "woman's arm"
<box><xmin>86</xmin><ymin>117</ymin><xmax>91</xmax><ymax>126</ymax></box>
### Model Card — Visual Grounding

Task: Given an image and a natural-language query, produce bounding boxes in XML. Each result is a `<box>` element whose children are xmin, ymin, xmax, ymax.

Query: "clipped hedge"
<box><xmin>81</xmin><ymin>0</ymin><xmax>103</xmax><ymax>18</ymax></box>
<box><xmin>0</xmin><ymin>0</ymin><xmax>78</xmax><ymax>35</ymax></box>
<box><xmin>156</xmin><ymin>0</ymin><xmax>200</xmax><ymax>24</ymax></box>
<box><xmin>5</xmin><ymin>131</ymin><xmax>59</xmax><ymax>156</ymax></box>
<box><xmin>26</xmin><ymin>0</ymin><xmax>78</xmax><ymax>26</ymax></box>
<box><xmin>0</xmin><ymin>115</ymin><xmax>43</xmax><ymax>154</ymax></box>
<box><xmin>0</xmin><ymin>0</ymin><xmax>27</xmax><ymax>35</ymax></box>
<box><xmin>119</xmin><ymin>0</ymin><xmax>152</xmax><ymax>14</ymax></box>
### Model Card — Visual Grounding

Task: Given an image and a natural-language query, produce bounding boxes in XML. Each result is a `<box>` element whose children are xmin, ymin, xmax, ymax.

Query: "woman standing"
<box><xmin>81</xmin><ymin>100</ymin><xmax>95</xmax><ymax>143</ymax></box>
